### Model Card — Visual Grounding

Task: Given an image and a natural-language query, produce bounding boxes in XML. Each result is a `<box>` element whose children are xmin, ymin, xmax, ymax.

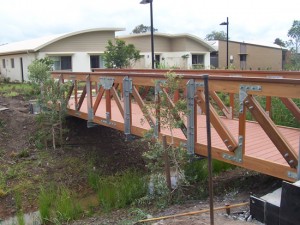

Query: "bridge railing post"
<box><xmin>123</xmin><ymin>76</ymin><xmax>132</xmax><ymax>140</ymax></box>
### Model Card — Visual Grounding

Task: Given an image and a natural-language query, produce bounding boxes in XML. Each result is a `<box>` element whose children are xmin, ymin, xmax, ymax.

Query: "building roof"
<box><xmin>208</xmin><ymin>40</ymin><xmax>286</xmax><ymax>51</ymax></box>
<box><xmin>118</xmin><ymin>32</ymin><xmax>217</xmax><ymax>51</ymax></box>
<box><xmin>0</xmin><ymin>28</ymin><xmax>125</xmax><ymax>55</ymax></box>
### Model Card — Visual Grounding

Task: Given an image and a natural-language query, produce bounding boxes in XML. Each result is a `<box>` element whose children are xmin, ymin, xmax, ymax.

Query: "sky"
<box><xmin>0</xmin><ymin>0</ymin><xmax>298</xmax><ymax>46</ymax></box>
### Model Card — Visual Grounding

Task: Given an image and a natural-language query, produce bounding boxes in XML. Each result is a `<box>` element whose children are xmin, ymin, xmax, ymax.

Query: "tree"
<box><xmin>284</xmin><ymin>20</ymin><xmax>300</xmax><ymax>70</ymax></box>
<box><xmin>205</xmin><ymin>31</ymin><xmax>227</xmax><ymax>41</ymax></box>
<box><xmin>132</xmin><ymin>24</ymin><xmax>158</xmax><ymax>34</ymax></box>
<box><xmin>28</xmin><ymin>57</ymin><xmax>71</xmax><ymax>149</ymax></box>
<box><xmin>274</xmin><ymin>38</ymin><xmax>286</xmax><ymax>47</ymax></box>
<box><xmin>103</xmin><ymin>39</ymin><xmax>141</xmax><ymax>68</ymax></box>
<box><xmin>287</xmin><ymin>20</ymin><xmax>300</xmax><ymax>53</ymax></box>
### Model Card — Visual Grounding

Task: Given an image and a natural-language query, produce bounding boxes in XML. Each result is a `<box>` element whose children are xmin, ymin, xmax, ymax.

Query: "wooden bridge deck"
<box><xmin>69</xmin><ymin>98</ymin><xmax>299</xmax><ymax>166</ymax></box>
<box><xmin>52</xmin><ymin>69</ymin><xmax>300</xmax><ymax>182</ymax></box>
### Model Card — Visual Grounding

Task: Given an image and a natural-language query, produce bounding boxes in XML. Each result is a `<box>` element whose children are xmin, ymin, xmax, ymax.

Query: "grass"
<box><xmin>0</xmin><ymin>119</ymin><xmax>5</xmax><ymax>128</ymax></box>
<box><xmin>88</xmin><ymin>170</ymin><xmax>148</xmax><ymax>212</ymax></box>
<box><xmin>0</xmin><ymin>82</ymin><xmax>37</xmax><ymax>98</ymax></box>
<box><xmin>38</xmin><ymin>185</ymin><xmax>82</xmax><ymax>223</ymax></box>
<box><xmin>15</xmin><ymin>191</ymin><xmax>25</xmax><ymax>225</ymax></box>
<box><xmin>216</xmin><ymin>93</ymin><xmax>300</xmax><ymax>128</ymax></box>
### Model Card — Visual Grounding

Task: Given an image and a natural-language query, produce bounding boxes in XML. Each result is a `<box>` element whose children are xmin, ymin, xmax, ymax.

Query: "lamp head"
<box><xmin>140</xmin><ymin>0</ymin><xmax>152</xmax><ymax>4</ymax></box>
<box><xmin>220</xmin><ymin>22</ymin><xmax>228</xmax><ymax>26</ymax></box>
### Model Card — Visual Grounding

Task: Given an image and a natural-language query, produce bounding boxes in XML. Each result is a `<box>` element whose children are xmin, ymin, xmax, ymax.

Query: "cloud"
<box><xmin>0</xmin><ymin>0</ymin><xmax>299</xmax><ymax>46</ymax></box>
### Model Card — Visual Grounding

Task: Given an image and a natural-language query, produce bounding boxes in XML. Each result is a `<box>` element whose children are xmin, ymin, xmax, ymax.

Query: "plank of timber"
<box><xmin>210</xmin><ymin>91</ymin><xmax>231</xmax><ymax>118</ymax></box>
<box><xmin>279</xmin><ymin>97</ymin><xmax>300</xmax><ymax>122</ymax></box>
<box><xmin>196</xmin><ymin>90</ymin><xmax>238</xmax><ymax>151</ymax></box>
<box><xmin>238</xmin><ymin>103</ymin><xmax>247</xmax><ymax>158</ymax></box>
<box><xmin>162</xmin><ymin>88</ymin><xmax>187</xmax><ymax>137</ymax></box>
<box><xmin>245</xmin><ymin>95</ymin><xmax>298</xmax><ymax>168</ymax></box>
<box><xmin>265</xmin><ymin>96</ymin><xmax>272</xmax><ymax>117</ymax></box>
<box><xmin>74</xmin><ymin>80</ymin><xmax>78</xmax><ymax>107</ymax></box>
<box><xmin>173</xmin><ymin>89</ymin><xmax>180</xmax><ymax>102</ymax></box>
<box><xmin>66</xmin><ymin>82</ymin><xmax>74</xmax><ymax>104</ymax></box>
<box><xmin>86</xmin><ymin>76</ymin><xmax>93</xmax><ymax>114</ymax></box>
<box><xmin>111</xmin><ymin>86</ymin><xmax>124</xmax><ymax>118</ymax></box>
<box><xmin>77</xmin><ymin>84</ymin><xmax>86</xmax><ymax>111</ymax></box>
<box><xmin>141</xmin><ymin>86</ymin><xmax>151</xmax><ymax>99</ymax></box>
<box><xmin>229</xmin><ymin>93</ymin><xmax>235</xmax><ymax>117</ymax></box>
<box><xmin>131</xmin><ymin>85</ymin><xmax>155</xmax><ymax>128</ymax></box>
<box><xmin>105</xmin><ymin>89</ymin><xmax>112</xmax><ymax>119</ymax></box>
<box><xmin>156</xmin><ymin>89</ymin><xmax>161</xmax><ymax>133</ymax></box>
<box><xmin>93</xmin><ymin>87</ymin><xmax>105</xmax><ymax>114</ymax></box>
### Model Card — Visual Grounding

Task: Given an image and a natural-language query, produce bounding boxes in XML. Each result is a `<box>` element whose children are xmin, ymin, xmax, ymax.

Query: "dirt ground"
<box><xmin>0</xmin><ymin>95</ymin><xmax>280</xmax><ymax>224</ymax></box>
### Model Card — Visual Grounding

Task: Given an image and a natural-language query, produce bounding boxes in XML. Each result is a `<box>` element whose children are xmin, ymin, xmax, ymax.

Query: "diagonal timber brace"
<box><xmin>245</xmin><ymin>95</ymin><xmax>298</xmax><ymax>168</ymax></box>
<box><xmin>195</xmin><ymin>90</ymin><xmax>238</xmax><ymax>151</ymax></box>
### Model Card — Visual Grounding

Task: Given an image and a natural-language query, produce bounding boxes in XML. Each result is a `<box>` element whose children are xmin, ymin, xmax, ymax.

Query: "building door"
<box><xmin>155</xmin><ymin>55</ymin><xmax>160</xmax><ymax>68</ymax></box>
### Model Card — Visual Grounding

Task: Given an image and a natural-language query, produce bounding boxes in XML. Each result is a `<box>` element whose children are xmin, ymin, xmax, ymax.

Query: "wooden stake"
<box><xmin>163</xmin><ymin>135</ymin><xmax>172</xmax><ymax>190</ymax></box>
<box><xmin>136</xmin><ymin>202</ymin><xmax>249</xmax><ymax>223</ymax></box>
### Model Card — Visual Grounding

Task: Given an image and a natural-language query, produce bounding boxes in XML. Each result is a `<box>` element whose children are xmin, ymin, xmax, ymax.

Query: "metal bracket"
<box><xmin>100</xmin><ymin>112</ymin><xmax>116</xmax><ymax>126</ymax></box>
<box><xmin>155</xmin><ymin>80</ymin><xmax>166</xmax><ymax>93</ymax></box>
<box><xmin>222</xmin><ymin>135</ymin><xmax>243</xmax><ymax>163</ymax></box>
<box><xmin>287</xmin><ymin>171</ymin><xmax>298</xmax><ymax>180</ymax></box>
<box><xmin>123</xmin><ymin>76</ymin><xmax>132</xmax><ymax>138</ymax></box>
<box><xmin>68</xmin><ymin>75</ymin><xmax>76</xmax><ymax>80</ymax></box>
<box><xmin>87</xmin><ymin>121</ymin><xmax>98</xmax><ymax>128</ymax></box>
<box><xmin>86</xmin><ymin>75</ymin><xmax>94</xmax><ymax>122</ymax></box>
<box><xmin>239</xmin><ymin>85</ymin><xmax>262</xmax><ymax>113</ymax></box>
<box><xmin>99</xmin><ymin>77</ymin><xmax>115</xmax><ymax>90</ymax></box>
<box><xmin>75</xmin><ymin>111</ymin><xmax>81</xmax><ymax>116</ymax></box>
<box><xmin>186</xmin><ymin>79</ymin><xmax>204</xmax><ymax>155</ymax></box>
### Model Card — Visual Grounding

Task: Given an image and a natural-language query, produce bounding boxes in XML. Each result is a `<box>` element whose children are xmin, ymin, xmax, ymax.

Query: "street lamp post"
<box><xmin>220</xmin><ymin>17</ymin><xmax>229</xmax><ymax>69</ymax></box>
<box><xmin>140</xmin><ymin>0</ymin><xmax>155</xmax><ymax>69</ymax></box>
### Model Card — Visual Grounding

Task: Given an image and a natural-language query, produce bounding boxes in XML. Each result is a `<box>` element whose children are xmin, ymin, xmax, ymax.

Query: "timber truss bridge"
<box><xmin>51</xmin><ymin>69</ymin><xmax>300</xmax><ymax>182</ymax></box>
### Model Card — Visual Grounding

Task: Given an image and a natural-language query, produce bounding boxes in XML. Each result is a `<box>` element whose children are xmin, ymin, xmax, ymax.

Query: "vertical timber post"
<box><xmin>298</xmin><ymin>137</ymin><xmax>300</xmax><ymax>180</ymax></box>
<box><xmin>187</xmin><ymin>79</ymin><xmax>196</xmax><ymax>155</ymax></box>
<box><xmin>154</xmin><ymin>82</ymin><xmax>161</xmax><ymax>138</ymax></box>
<box><xmin>203</xmin><ymin>74</ymin><xmax>214</xmax><ymax>225</ymax></box>
<box><xmin>123</xmin><ymin>76</ymin><xmax>132</xmax><ymax>141</ymax></box>
<box><xmin>86</xmin><ymin>74</ymin><xmax>94</xmax><ymax>122</ymax></box>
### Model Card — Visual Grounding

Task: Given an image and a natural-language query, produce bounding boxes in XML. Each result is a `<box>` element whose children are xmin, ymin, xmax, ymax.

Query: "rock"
<box><xmin>247</xmin><ymin>215</ymin><xmax>252</xmax><ymax>222</ymax></box>
<box><xmin>0</xmin><ymin>107</ymin><xmax>9</xmax><ymax>111</ymax></box>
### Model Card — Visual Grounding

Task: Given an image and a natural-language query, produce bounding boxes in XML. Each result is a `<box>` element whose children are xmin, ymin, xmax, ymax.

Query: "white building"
<box><xmin>0</xmin><ymin>28</ymin><xmax>217</xmax><ymax>82</ymax></box>
<box><xmin>0</xmin><ymin>28</ymin><xmax>124</xmax><ymax>82</ymax></box>
<box><xmin>118</xmin><ymin>33</ymin><xmax>216</xmax><ymax>69</ymax></box>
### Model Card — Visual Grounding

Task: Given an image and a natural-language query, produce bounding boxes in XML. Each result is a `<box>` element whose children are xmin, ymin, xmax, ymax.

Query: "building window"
<box><xmin>192</xmin><ymin>54</ymin><xmax>204</xmax><ymax>69</ymax></box>
<box><xmin>240</xmin><ymin>54</ymin><xmax>247</xmax><ymax>61</ymax></box>
<box><xmin>90</xmin><ymin>55</ymin><xmax>105</xmax><ymax>69</ymax></box>
<box><xmin>2</xmin><ymin>59</ymin><xmax>5</xmax><ymax>68</ymax></box>
<box><xmin>51</xmin><ymin>56</ymin><xmax>72</xmax><ymax>71</ymax></box>
<box><xmin>11</xmin><ymin>58</ymin><xmax>15</xmax><ymax>68</ymax></box>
